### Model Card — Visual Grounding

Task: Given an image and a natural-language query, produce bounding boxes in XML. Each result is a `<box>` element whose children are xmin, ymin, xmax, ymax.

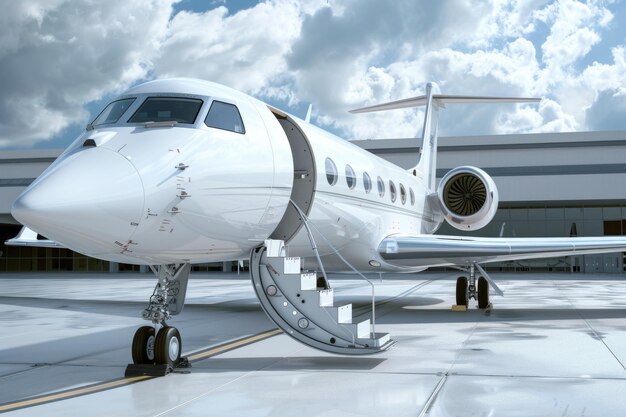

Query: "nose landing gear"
<box><xmin>127</xmin><ymin>264</ymin><xmax>190</xmax><ymax>376</ymax></box>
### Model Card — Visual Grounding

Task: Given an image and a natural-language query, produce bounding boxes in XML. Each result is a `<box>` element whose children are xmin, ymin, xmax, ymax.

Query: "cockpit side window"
<box><xmin>204</xmin><ymin>101</ymin><xmax>245</xmax><ymax>134</ymax></box>
<box><xmin>91</xmin><ymin>98</ymin><xmax>136</xmax><ymax>127</ymax></box>
<box><xmin>128</xmin><ymin>97</ymin><xmax>204</xmax><ymax>124</ymax></box>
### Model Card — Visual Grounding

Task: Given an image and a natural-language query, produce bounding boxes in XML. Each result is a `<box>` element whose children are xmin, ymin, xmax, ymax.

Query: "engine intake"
<box><xmin>437</xmin><ymin>166</ymin><xmax>498</xmax><ymax>231</ymax></box>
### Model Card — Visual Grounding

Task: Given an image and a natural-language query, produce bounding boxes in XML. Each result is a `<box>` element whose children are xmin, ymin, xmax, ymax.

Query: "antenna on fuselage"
<box><xmin>349</xmin><ymin>84</ymin><xmax>540</xmax><ymax>191</ymax></box>
<box><xmin>305</xmin><ymin>104</ymin><xmax>313</xmax><ymax>123</ymax></box>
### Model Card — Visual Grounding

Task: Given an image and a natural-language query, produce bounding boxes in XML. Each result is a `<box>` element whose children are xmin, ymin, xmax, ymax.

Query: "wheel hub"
<box><xmin>168</xmin><ymin>336</ymin><xmax>180</xmax><ymax>361</ymax></box>
<box><xmin>146</xmin><ymin>335</ymin><xmax>155</xmax><ymax>361</ymax></box>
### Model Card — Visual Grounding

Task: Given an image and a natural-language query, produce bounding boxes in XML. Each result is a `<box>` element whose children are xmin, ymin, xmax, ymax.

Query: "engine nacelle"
<box><xmin>437</xmin><ymin>166</ymin><xmax>499</xmax><ymax>231</ymax></box>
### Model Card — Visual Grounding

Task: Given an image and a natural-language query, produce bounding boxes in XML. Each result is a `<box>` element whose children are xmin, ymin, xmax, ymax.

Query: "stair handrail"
<box><xmin>289</xmin><ymin>201</ymin><xmax>377</xmax><ymax>336</ymax></box>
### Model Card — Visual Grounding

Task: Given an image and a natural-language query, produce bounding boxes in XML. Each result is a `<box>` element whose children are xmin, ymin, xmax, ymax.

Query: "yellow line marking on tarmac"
<box><xmin>0</xmin><ymin>328</ymin><xmax>282</xmax><ymax>413</ymax></box>
<box><xmin>187</xmin><ymin>329</ymin><xmax>282</xmax><ymax>361</ymax></box>
<box><xmin>0</xmin><ymin>376</ymin><xmax>151</xmax><ymax>413</ymax></box>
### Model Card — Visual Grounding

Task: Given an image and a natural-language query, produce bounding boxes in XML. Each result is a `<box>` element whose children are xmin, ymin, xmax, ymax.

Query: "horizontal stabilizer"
<box><xmin>350</xmin><ymin>94</ymin><xmax>540</xmax><ymax>113</ymax></box>
<box><xmin>5</xmin><ymin>226</ymin><xmax>64</xmax><ymax>248</ymax></box>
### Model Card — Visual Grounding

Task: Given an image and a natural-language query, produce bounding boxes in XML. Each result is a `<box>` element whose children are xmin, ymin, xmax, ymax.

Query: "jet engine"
<box><xmin>436</xmin><ymin>166</ymin><xmax>499</xmax><ymax>231</ymax></box>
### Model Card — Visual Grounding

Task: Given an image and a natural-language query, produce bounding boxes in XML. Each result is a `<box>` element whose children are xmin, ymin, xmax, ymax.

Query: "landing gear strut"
<box><xmin>130</xmin><ymin>264</ymin><xmax>190</xmax><ymax>368</ymax></box>
<box><xmin>455</xmin><ymin>263</ymin><xmax>500</xmax><ymax>310</ymax></box>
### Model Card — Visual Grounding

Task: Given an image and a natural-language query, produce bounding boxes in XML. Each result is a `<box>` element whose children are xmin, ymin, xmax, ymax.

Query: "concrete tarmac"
<box><xmin>1</xmin><ymin>271</ymin><xmax>626</xmax><ymax>416</ymax></box>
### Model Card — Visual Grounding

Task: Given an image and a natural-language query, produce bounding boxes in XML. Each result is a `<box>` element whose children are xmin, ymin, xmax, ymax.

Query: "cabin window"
<box><xmin>400</xmin><ymin>183</ymin><xmax>407</xmax><ymax>204</ymax></box>
<box><xmin>205</xmin><ymin>100</ymin><xmax>245</xmax><ymax>134</ymax></box>
<box><xmin>363</xmin><ymin>172</ymin><xmax>372</xmax><ymax>193</ymax></box>
<box><xmin>92</xmin><ymin>98</ymin><xmax>136</xmax><ymax>126</ymax></box>
<box><xmin>410</xmin><ymin>188</ymin><xmax>415</xmax><ymax>205</ymax></box>
<box><xmin>325</xmin><ymin>158</ymin><xmax>338</xmax><ymax>185</ymax></box>
<box><xmin>377</xmin><ymin>176</ymin><xmax>385</xmax><ymax>197</ymax></box>
<box><xmin>204</xmin><ymin>100</ymin><xmax>246</xmax><ymax>134</ymax></box>
<box><xmin>345</xmin><ymin>165</ymin><xmax>356</xmax><ymax>189</ymax></box>
<box><xmin>129</xmin><ymin>97</ymin><xmax>203</xmax><ymax>124</ymax></box>
<box><xmin>389</xmin><ymin>181</ymin><xmax>397</xmax><ymax>203</ymax></box>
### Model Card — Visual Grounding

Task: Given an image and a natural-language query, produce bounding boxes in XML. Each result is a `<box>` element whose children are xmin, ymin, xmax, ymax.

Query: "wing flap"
<box><xmin>379</xmin><ymin>234</ymin><xmax>626</xmax><ymax>268</ymax></box>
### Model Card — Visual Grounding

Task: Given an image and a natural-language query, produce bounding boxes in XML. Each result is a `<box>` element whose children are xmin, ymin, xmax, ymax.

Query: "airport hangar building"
<box><xmin>1</xmin><ymin>129</ymin><xmax>625</xmax><ymax>274</ymax></box>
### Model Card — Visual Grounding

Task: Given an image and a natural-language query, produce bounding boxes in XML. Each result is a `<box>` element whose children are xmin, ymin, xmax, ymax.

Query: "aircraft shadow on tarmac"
<box><xmin>3</xmin><ymin>294</ymin><xmax>626</xmax><ymax>325</ymax></box>
<box><xmin>0</xmin><ymin>296</ymin><xmax>265</xmax><ymax>318</ymax></box>
<box><xmin>189</xmin><ymin>356</ymin><xmax>386</xmax><ymax>373</ymax></box>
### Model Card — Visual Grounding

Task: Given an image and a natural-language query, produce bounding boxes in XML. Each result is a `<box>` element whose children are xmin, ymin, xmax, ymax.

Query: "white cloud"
<box><xmin>320</xmin><ymin>37</ymin><xmax>545</xmax><ymax>139</ymax></box>
<box><xmin>294</xmin><ymin>0</ymin><xmax>619</xmax><ymax>139</ymax></box>
<box><xmin>470</xmin><ymin>0</ymin><xmax>552</xmax><ymax>47</ymax></box>
<box><xmin>582</xmin><ymin>46</ymin><xmax>626</xmax><ymax>130</ymax></box>
<box><xmin>497</xmin><ymin>99</ymin><xmax>578</xmax><ymax>134</ymax></box>
<box><xmin>536</xmin><ymin>0</ymin><xmax>612</xmax><ymax>92</ymax></box>
<box><xmin>154</xmin><ymin>1</ymin><xmax>306</xmax><ymax>93</ymax></box>
<box><xmin>582</xmin><ymin>46</ymin><xmax>626</xmax><ymax>93</ymax></box>
<box><xmin>586</xmin><ymin>89</ymin><xmax>626</xmax><ymax>130</ymax></box>
<box><xmin>0</xmin><ymin>0</ymin><xmax>624</xmax><ymax>148</ymax></box>
<box><xmin>0</xmin><ymin>0</ymin><xmax>175</xmax><ymax>148</ymax></box>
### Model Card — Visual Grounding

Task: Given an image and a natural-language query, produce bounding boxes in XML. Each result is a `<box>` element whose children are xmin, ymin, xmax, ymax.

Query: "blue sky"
<box><xmin>0</xmin><ymin>0</ymin><xmax>625</xmax><ymax>149</ymax></box>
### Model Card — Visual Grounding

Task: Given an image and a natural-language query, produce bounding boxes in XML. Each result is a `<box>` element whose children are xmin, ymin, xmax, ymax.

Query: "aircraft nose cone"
<box><xmin>11</xmin><ymin>148</ymin><xmax>144</xmax><ymax>254</ymax></box>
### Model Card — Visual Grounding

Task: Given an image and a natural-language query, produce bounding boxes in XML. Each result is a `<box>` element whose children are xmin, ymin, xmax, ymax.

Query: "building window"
<box><xmin>325</xmin><ymin>158</ymin><xmax>338</xmax><ymax>185</ymax></box>
<box><xmin>129</xmin><ymin>97</ymin><xmax>203</xmax><ymax>124</ymax></box>
<box><xmin>389</xmin><ymin>180</ymin><xmax>397</xmax><ymax>203</ymax></box>
<box><xmin>377</xmin><ymin>176</ymin><xmax>385</xmax><ymax>197</ymax></box>
<box><xmin>400</xmin><ymin>183</ymin><xmax>406</xmax><ymax>205</ymax></box>
<box><xmin>363</xmin><ymin>172</ymin><xmax>372</xmax><ymax>193</ymax></box>
<box><xmin>345</xmin><ymin>165</ymin><xmax>356</xmax><ymax>189</ymax></box>
<box><xmin>410</xmin><ymin>188</ymin><xmax>415</xmax><ymax>205</ymax></box>
<box><xmin>205</xmin><ymin>100</ymin><xmax>245</xmax><ymax>133</ymax></box>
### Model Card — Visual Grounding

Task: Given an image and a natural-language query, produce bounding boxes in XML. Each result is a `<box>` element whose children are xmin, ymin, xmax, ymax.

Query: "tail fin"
<box><xmin>350</xmin><ymin>83</ymin><xmax>540</xmax><ymax>191</ymax></box>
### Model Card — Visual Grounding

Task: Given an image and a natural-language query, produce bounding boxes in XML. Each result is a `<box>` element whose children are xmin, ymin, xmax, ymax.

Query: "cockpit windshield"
<box><xmin>128</xmin><ymin>97</ymin><xmax>204</xmax><ymax>124</ymax></box>
<box><xmin>91</xmin><ymin>98</ymin><xmax>136</xmax><ymax>127</ymax></box>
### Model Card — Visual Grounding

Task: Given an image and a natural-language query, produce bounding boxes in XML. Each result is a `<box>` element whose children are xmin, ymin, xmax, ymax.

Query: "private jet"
<box><xmin>9</xmin><ymin>78</ymin><xmax>626</xmax><ymax>368</ymax></box>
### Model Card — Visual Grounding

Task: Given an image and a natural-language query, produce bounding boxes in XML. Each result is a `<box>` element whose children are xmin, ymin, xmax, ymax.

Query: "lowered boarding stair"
<box><xmin>250</xmin><ymin>239</ymin><xmax>393</xmax><ymax>355</ymax></box>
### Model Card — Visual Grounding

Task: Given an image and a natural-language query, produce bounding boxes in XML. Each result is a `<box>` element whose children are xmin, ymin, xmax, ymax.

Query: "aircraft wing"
<box><xmin>5</xmin><ymin>226</ymin><xmax>65</xmax><ymax>248</ymax></box>
<box><xmin>379</xmin><ymin>234</ymin><xmax>626</xmax><ymax>268</ymax></box>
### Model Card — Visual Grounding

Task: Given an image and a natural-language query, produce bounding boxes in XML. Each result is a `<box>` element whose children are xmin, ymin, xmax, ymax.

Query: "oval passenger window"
<box><xmin>325</xmin><ymin>158</ymin><xmax>338</xmax><ymax>185</ymax></box>
<box><xmin>363</xmin><ymin>172</ymin><xmax>372</xmax><ymax>193</ymax></box>
<box><xmin>345</xmin><ymin>165</ymin><xmax>356</xmax><ymax>189</ymax></box>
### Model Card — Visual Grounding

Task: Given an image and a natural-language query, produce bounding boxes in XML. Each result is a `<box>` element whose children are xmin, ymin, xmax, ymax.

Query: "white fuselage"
<box><xmin>12</xmin><ymin>79</ymin><xmax>443</xmax><ymax>272</ymax></box>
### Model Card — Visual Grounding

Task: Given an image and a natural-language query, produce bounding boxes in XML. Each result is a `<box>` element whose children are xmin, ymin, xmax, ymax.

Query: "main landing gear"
<box><xmin>455</xmin><ymin>263</ymin><xmax>502</xmax><ymax>310</ymax></box>
<box><xmin>129</xmin><ymin>264</ymin><xmax>191</xmax><ymax>372</ymax></box>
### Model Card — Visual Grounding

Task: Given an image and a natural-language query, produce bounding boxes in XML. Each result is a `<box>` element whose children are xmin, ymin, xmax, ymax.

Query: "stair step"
<box><xmin>328</xmin><ymin>304</ymin><xmax>352</xmax><ymax>323</ymax></box>
<box><xmin>318</xmin><ymin>289</ymin><xmax>333</xmax><ymax>307</ymax></box>
<box><xmin>339</xmin><ymin>319</ymin><xmax>370</xmax><ymax>338</ymax></box>
<box><xmin>357</xmin><ymin>332</ymin><xmax>391</xmax><ymax>348</ymax></box>
<box><xmin>283</xmin><ymin>257</ymin><xmax>301</xmax><ymax>274</ymax></box>
<box><xmin>300</xmin><ymin>272</ymin><xmax>317</xmax><ymax>291</ymax></box>
<box><xmin>252</xmin><ymin>242</ymin><xmax>395</xmax><ymax>354</ymax></box>
<box><xmin>265</xmin><ymin>239</ymin><xmax>286</xmax><ymax>257</ymax></box>
<box><xmin>357</xmin><ymin>319</ymin><xmax>370</xmax><ymax>338</ymax></box>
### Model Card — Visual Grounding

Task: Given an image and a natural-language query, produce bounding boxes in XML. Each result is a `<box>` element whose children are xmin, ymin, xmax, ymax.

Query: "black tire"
<box><xmin>456</xmin><ymin>276</ymin><xmax>468</xmax><ymax>306</ymax></box>
<box><xmin>478</xmin><ymin>276</ymin><xmax>490</xmax><ymax>309</ymax></box>
<box><xmin>132</xmin><ymin>326</ymin><xmax>156</xmax><ymax>364</ymax></box>
<box><xmin>155</xmin><ymin>326</ymin><xmax>182</xmax><ymax>367</ymax></box>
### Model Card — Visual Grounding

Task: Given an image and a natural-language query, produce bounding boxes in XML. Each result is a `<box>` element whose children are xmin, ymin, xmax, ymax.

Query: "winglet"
<box><xmin>305</xmin><ymin>104</ymin><xmax>313</xmax><ymax>123</ymax></box>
